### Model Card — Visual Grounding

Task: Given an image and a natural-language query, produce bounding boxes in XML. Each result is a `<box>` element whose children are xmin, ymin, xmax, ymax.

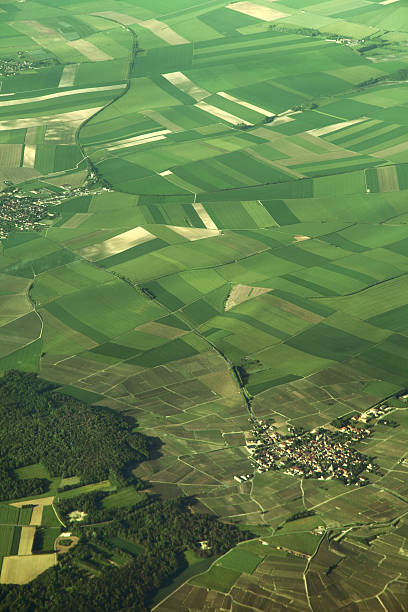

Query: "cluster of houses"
<box><xmin>325</xmin><ymin>37</ymin><xmax>360</xmax><ymax>46</ymax></box>
<box><xmin>0</xmin><ymin>53</ymin><xmax>40</xmax><ymax>77</ymax></box>
<box><xmin>242</xmin><ymin>418</ymin><xmax>374</xmax><ymax>486</ymax></box>
<box><xmin>0</xmin><ymin>174</ymin><xmax>109</xmax><ymax>239</ymax></box>
<box><xmin>233</xmin><ymin>473</ymin><xmax>253</xmax><ymax>484</ymax></box>
<box><xmin>358</xmin><ymin>402</ymin><xmax>396</xmax><ymax>423</ymax></box>
<box><xmin>0</xmin><ymin>188</ymin><xmax>50</xmax><ymax>239</ymax></box>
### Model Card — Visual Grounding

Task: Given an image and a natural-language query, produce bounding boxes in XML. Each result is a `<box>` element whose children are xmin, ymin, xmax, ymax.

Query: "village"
<box><xmin>0</xmin><ymin>187</ymin><xmax>51</xmax><ymax>239</ymax></box>
<box><xmin>0</xmin><ymin>53</ymin><xmax>47</xmax><ymax>77</ymax></box>
<box><xmin>242</xmin><ymin>419</ymin><xmax>373</xmax><ymax>485</ymax></box>
<box><xmin>0</xmin><ymin>173</ymin><xmax>110</xmax><ymax>239</ymax></box>
<box><xmin>235</xmin><ymin>398</ymin><xmax>407</xmax><ymax>485</ymax></box>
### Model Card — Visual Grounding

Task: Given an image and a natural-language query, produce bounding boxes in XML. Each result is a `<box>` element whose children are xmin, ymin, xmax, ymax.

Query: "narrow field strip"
<box><xmin>11</xmin><ymin>497</ymin><xmax>55</xmax><ymax>508</ymax></box>
<box><xmin>0</xmin><ymin>85</ymin><xmax>126</xmax><ymax>108</ymax></box>
<box><xmin>0</xmin><ymin>108</ymin><xmax>102</xmax><ymax>131</ymax></box>
<box><xmin>60</xmin><ymin>213</ymin><xmax>93</xmax><ymax>229</ymax></box>
<box><xmin>17</xmin><ymin>527</ymin><xmax>35</xmax><ymax>556</ymax></box>
<box><xmin>377</xmin><ymin>165</ymin><xmax>399</xmax><ymax>192</ymax></box>
<box><xmin>372</xmin><ymin>140</ymin><xmax>408</xmax><ymax>158</ymax></box>
<box><xmin>195</xmin><ymin>101</ymin><xmax>252</xmax><ymax>126</ymax></box>
<box><xmin>162</xmin><ymin>72</ymin><xmax>210</xmax><ymax>102</ymax></box>
<box><xmin>108</xmin><ymin>135</ymin><xmax>167</xmax><ymax>150</ymax></box>
<box><xmin>307</xmin><ymin>118</ymin><xmax>368</xmax><ymax>138</ymax></box>
<box><xmin>24</xmin><ymin>127</ymin><xmax>38</xmax><ymax>145</ymax></box>
<box><xmin>107</xmin><ymin>129</ymin><xmax>171</xmax><ymax>151</ymax></box>
<box><xmin>22</xmin><ymin>145</ymin><xmax>36</xmax><ymax>168</ymax></box>
<box><xmin>168</xmin><ymin>226</ymin><xmax>221</xmax><ymax>241</ymax></box>
<box><xmin>29</xmin><ymin>506</ymin><xmax>43</xmax><ymax>527</ymax></box>
<box><xmin>58</xmin><ymin>64</ymin><xmax>79</xmax><ymax>88</ymax></box>
<box><xmin>67</xmin><ymin>40</ymin><xmax>113</xmax><ymax>62</ymax></box>
<box><xmin>217</xmin><ymin>92</ymin><xmax>274</xmax><ymax>117</ymax></box>
<box><xmin>192</xmin><ymin>203</ymin><xmax>219</xmax><ymax>230</ymax></box>
<box><xmin>137</xmin><ymin>19</ymin><xmax>189</xmax><ymax>45</ymax></box>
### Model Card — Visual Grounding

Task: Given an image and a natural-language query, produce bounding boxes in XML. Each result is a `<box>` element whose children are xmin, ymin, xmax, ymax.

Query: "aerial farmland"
<box><xmin>1</xmin><ymin>0</ymin><xmax>408</xmax><ymax>609</ymax></box>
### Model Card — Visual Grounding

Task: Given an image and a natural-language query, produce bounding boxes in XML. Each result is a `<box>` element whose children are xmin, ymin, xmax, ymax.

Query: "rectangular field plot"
<box><xmin>0</xmin><ymin>553</ymin><xmax>56</xmax><ymax>585</ymax></box>
<box><xmin>15</xmin><ymin>463</ymin><xmax>50</xmax><ymax>481</ymax></box>
<box><xmin>191</xmin><ymin>564</ymin><xmax>240</xmax><ymax>592</ymax></box>
<box><xmin>17</xmin><ymin>527</ymin><xmax>36</xmax><ymax>556</ymax></box>
<box><xmin>78</xmin><ymin>227</ymin><xmax>156</xmax><ymax>261</ymax></box>
<box><xmin>0</xmin><ymin>506</ymin><xmax>23</xmax><ymax>526</ymax></box>
<box><xmin>67</xmin><ymin>40</ymin><xmax>113</xmax><ymax>62</ymax></box>
<box><xmin>0</xmin><ymin>526</ymin><xmax>20</xmax><ymax>557</ymax></box>
<box><xmin>226</xmin><ymin>2</ymin><xmax>288</xmax><ymax>22</ymax></box>
<box><xmin>218</xmin><ymin>548</ymin><xmax>262</xmax><ymax>573</ymax></box>
<box><xmin>102</xmin><ymin>487</ymin><xmax>145</xmax><ymax>509</ymax></box>
<box><xmin>45</xmin><ymin>280</ymin><xmax>163</xmax><ymax>341</ymax></box>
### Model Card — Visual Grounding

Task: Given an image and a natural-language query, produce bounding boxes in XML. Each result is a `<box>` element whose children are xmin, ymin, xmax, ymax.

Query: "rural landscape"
<box><xmin>1</xmin><ymin>0</ymin><xmax>408</xmax><ymax>609</ymax></box>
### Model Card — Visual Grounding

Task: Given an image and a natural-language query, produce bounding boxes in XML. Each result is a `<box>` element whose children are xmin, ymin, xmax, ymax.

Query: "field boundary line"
<box><xmin>52</xmin><ymin>504</ymin><xmax>66</xmax><ymax>528</ymax></box>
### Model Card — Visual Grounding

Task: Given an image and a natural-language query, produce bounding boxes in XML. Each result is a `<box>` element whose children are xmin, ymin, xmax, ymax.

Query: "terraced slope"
<box><xmin>2</xmin><ymin>0</ymin><xmax>408</xmax><ymax>609</ymax></box>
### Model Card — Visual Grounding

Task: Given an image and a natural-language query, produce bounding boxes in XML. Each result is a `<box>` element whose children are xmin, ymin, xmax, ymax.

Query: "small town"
<box><xmin>0</xmin><ymin>188</ymin><xmax>50</xmax><ymax>239</ymax></box>
<box><xmin>0</xmin><ymin>173</ymin><xmax>110</xmax><ymax>239</ymax></box>
<box><xmin>234</xmin><ymin>395</ymin><xmax>408</xmax><ymax>485</ymax></box>
<box><xmin>237</xmin><ymin>417</ymin><xmax>374</xmax><ymax>486</ymax></box>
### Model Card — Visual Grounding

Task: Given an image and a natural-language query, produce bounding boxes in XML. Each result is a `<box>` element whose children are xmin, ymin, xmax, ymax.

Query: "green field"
<box><xmin>0</xmin><ymin>526</ymin><xmax>20</xmax><ymax>557</ymax></box>
<box><xmin>34</xmin><ymin>527</ymin><xmax>60</xmax><ymax>553</ymax></box>
<box><xmin>57</xmin><ymin>481</ymin><xmax>113</xmax><ymax>500</ymax></box>
<box><xmin>15</xmin><ymin>464</ymin><xmax>50</xmax><ymax>481</ymax></box>
<box><xmin>41</xmin><ymin>506</ymin><xmax>61</xmax><ymax>528</ymax></box>
<box><xmin>109</xmin><ymin>537</ymin><xmax>143</xmax><ymax>556</ymax></box>
<box><xmin>191</xmin><ymin>564</ymin><xmax>240</xmax><ymax>593</ymax></box>
<box><xmin>102</xmin><ymin>487</ymin><xmax>146</xmax><ymax>509</ymax></box>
